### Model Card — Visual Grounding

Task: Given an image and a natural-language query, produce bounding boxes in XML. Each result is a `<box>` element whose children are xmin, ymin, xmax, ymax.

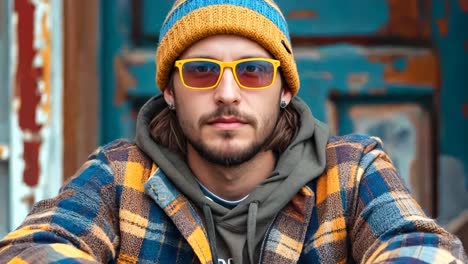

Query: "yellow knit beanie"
<box><xmin>156</xmin><ymin>0</ymin><xmax>300</xmax><ymax>96</ymax></box>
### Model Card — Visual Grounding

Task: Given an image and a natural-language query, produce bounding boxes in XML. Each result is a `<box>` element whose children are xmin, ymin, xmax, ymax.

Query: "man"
<box><xmin>0</xmin><ymin>0</ymin><xmax>466</xmax><ymax>263</ymax></box>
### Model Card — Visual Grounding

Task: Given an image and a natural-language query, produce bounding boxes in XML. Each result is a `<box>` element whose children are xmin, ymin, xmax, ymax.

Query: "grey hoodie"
<box><xmin>135</xmin><ymin>95</ymin><xmax>329</xmax><ymax>264</ymax></box>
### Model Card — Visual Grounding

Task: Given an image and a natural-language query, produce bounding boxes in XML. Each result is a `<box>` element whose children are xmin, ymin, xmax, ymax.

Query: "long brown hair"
<box><xmin>149</xmin><ymin>103</ymin><xmax>300</xmax><ymax>156</ymax></box>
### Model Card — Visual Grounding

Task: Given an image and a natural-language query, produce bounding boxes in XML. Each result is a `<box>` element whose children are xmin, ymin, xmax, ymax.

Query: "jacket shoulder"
<box><xmin>91</xmin><ymin>139</ymin><xmax>151</xmax><ymax>162</ymax></box>
<box><xmin>89</xmin><ymin>139</ymin><xmax>155</xmax><ymax>183</ymax></box>
<box><xmin>326</xmin><ymin>133</ymin><xmax>384</xmax><ymax>162</ymax></box>
<box><xmin>327</xmin><ymin>133</ymin><xmax>383</xmax><ymax>150</ymax></box>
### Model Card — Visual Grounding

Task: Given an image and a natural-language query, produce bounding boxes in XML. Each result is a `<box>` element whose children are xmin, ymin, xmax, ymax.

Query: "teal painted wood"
<box><xmin>140</xmin><ymin>1</ymin><xmax>175</xmax><ymax>40</ymax></box>
<box><xmin>100</xmin><ymin>0</ymin><xmax>135</xmax><ymax>142</ymax></box>
<box><xmin>0</xmin><ymin>0</ymin><xmax>11</xmax><ymax>239</ymax></box>
<box><xmin>295</xmin><ymin>45</ymin><xmax>436</xmax><ymax>123</ymax></box>
<box><xmin>100</xmin><ymin>0</ymin><xmax>171</xmax><ymax>142</ymax></box>
<box><xmin>276</xmin><ymin>0</ymin><xmax>389</xmax><ymax>36</ymax></box>
<box><xmin>431</xmin><ymin>0</ymin><xmax>468</xmax><ymax>224</ymax></box>
<box><xmin>131</xmin><ymin>0</ymin><xmax>431</xmax><ymax>41</ymax></box>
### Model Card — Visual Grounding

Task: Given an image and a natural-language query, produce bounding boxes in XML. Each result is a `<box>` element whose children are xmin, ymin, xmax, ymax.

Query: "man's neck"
<box><xmin>187</xmin><ymin>145</ymin><xmax>276</xmax><ymax>201</ymax></box>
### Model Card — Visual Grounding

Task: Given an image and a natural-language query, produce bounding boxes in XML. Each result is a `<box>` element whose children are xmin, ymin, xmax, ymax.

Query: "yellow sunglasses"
<box><xmin>174</xmin><ymin>58</ymin><xmax>281</xmax><ymax>90</ymax></box>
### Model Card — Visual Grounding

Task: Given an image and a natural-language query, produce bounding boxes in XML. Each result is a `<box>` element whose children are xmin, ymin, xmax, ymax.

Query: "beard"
<box><xmin>179</xmin><ymin>105</ymin><xmax>279</xmax><ymax>167</ymax></box>
<box><xmin>187</xmin><ymin>131</ymin><xmax>267</xmax><ymax>166</ymax></box>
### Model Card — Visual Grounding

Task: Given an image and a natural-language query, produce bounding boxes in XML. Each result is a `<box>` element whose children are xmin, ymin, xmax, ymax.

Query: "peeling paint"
<box><xmin>114</xmin><ymin>55</ymin><xmax>137</xmax><ymax>106</ymax></box>
<box><xmin>9</xmin><ymin>0</ymin><xmax>63</xmax><ymax>231</ymax></box>
<box><xmin>287</xmin><ymin>10</ymin><xmax>317</xmax><ymax>19</ymax></box>
<box><xmin>383</xmin><ymin>55</ymin><xmax>438</xmax><ymax>87</ymax></box>
<box><xmin>437</xmin><ymin>19</ymin><xmax>449</xmax><ymax>36</ymax></box>
<box><xmin>13</xmin><ymin>0</ymin><xmax>51</xmax><ymax>188</ymax></box>
<box><xmin>437</xmin><ymin>0</ymin><xmax>451</xmax><ymax>36</ymax></box>
<box><xmin>460</xmin><ymin>0</ymin><xmax>468</xmax><ymax>11</ymax></box>
<box><xmin>462</xmin><ymin>103</ymin><xmax>468</xmax><ymax>118</ymax></box>
<box><xmin>385</xmin><ymin>0</ymin><xmax>431</xmax><ymax>38</ymax></box>
<box><xmin>0</xmin><ymin>145</ymin><xmax>10</xmax><ymax>161</ymax></box>
<box><xmin>347</xmin><ymin>72</ymin><xmax>369</xmax><ymax>89</ymax></box>
<box><xmin>364</xmin><ymin>51</ymin><xmax>438</xmax><ymax>88</ymax></box>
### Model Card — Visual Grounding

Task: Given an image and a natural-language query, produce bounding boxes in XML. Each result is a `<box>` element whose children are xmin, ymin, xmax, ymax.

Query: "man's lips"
<box><xmin>207</xmin><ymin>116</ymin><xmax>248</xmax><ymax>129</ymax></box>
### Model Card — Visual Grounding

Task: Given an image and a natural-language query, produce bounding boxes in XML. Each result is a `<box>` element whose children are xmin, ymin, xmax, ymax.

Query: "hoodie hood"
<box><xmin>135</xmin><ymin>94</ymin><xmax>329</xmax><ymax>262</ymax></box>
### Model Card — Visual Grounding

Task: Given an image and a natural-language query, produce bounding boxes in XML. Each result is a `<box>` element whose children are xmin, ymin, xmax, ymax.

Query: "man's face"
<box><xmin>164</xmin><ymin>35</ymin><xmax>291</xmax><ymax>166</ymax></box>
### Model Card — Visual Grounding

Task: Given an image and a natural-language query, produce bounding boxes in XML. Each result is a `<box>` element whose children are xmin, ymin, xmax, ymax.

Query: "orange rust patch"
<box><xmin>460</xmin><ymin>0</ymin><xmax>468</xmax><ymax>11</ymax></box>
<box><xmin>383</xmin><ymin>54</ymin><xmax>438</xmax><ymax>88</ymax></box>
<box><xmin>287</xmin><ymin>10</ymin><xmax>317</xmax><ymax>19</ymax></box>
<box><xmin>0</xmin><ymin>145</ymin><xmax>8</xmax><ymax>160</ymax></box>
<box><xmin>383</xmin><ymin>0</ymin><xmax>431</xmax><ymax>39</ymax></box>
<box><xmin>367</xmin><ymin>88</ymin><xmax>388</xmax><ymax>95</ymax></box>
<box><xmin>437</xmin><ymin>19</ymin><xmax>449</xmax><ymax>36</ymax></box>
<box><xmin>462</xmin><ymin>103</ymin><xmax>468</xmax><ymax>118</ymax></box>
<box><xmin>40</xmin><ymin>5</ymin><xmax>52</xmax><ymax>123</ymax></box>
<box><xmin>21</xmin><ymin>193</ymin><xmax>36</xmax><ymax>210</ymax></box>
<box><xmin>347</xmin><ymin>72</ymin><xmax>369</xmax><ymax>87</ymax></box>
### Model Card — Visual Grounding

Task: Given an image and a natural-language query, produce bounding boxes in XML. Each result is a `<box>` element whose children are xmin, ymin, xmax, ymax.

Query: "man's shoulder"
<box><xmin>324</xmin><ymin>133</ymin><xmax>384</xmax><ymax>168</ymax></box>
<box><xmin>91</xmin><ymin>138</ymin><xmax>153</xmax><ymax>165</ymax></box>
<box><xmin>326</xmin><ymin>133</ymin><xmax>383</xmax><ymax>154</ymax></box>
<box><xmin>327</xmin><ymin>133</ymin><xmax>382</xmax><ymax>148</ymax></box>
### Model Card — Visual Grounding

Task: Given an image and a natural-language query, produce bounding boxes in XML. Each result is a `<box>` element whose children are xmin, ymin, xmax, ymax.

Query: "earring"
<box><xmin>168</xmin><ymin>103</ymin><xmax>175</xmax><ymax>110</ymax></box>
<box><xmin>280</xmin><ymin>100</ymin><xmax>288</xmax><ymax>109</ymax></box>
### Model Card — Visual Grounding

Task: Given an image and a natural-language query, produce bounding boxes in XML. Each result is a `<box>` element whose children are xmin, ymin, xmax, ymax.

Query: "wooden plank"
<box><xmin>63</xmin><ymin>0</ymin><xmax>98</xmax><ymax>181</ymax></box>
<box><xmin>10</xmin><ymin>0</ymin><xmax>63</xmax><ymax>230</ymax></box>
<box><xmin>277</xmin><ymin>0</ymin><xmax>430</xmax><ymax>39</ymax></box>
<box><xmin>295</xmin><ymin>45</ymin><xmax>437</xmax><ymax>123</ymax></box>
<box><xmin>432</xmin><ymin>0</ymin><xmax>468</xmax><ymax>229</ymax></box>
<box><xmin>0</xmin><ymin>0</ymin><xmax>9</xmax><ymax>238</ymax></box>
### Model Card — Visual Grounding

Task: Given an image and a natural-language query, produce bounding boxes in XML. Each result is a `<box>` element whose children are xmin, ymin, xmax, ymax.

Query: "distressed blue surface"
<box><xmin>0</xmin><ymin>0</ymin><xmax>11</xmax><ymax>239</ymax></box>
<box><xmin>431</xmin><ymin>0</ymin><xmax>468</xmax><ymax>223</ymax></box>
<box><xmin>141</xmin><ymin>0</ymin><xmax>390</xmax><ymax>38</ymax></box>
<box><xmin>295</xmin><ymin>44</ymin><xmax>434</xmax><ymax>123</ymax></box>
<box><xmin>126</xmin><ymin>58</ymin><xmax>159</xmax><ymax>97</ymax></box>
<box><xmin>100</xmin><ymin>0</ymin><xmax>136</xmax><ymax>142</ymax></box>
<box><xmin>335</xmin><ymin>96</ymin><xmax>432</xmax><ymax>207</ymax></box>
<box><xmin>432</xmin><ymin>0</ymin><xmax>468</xmax><ymax>186</ymax></box>
<box><xmin>276</xmin><ymin>0</ymin><xmax>389</xmax><ymax>36</ymax></box>
<box><xmin>142</xmin><ymin>1</ymin><xmax>173</xmax><ymax>40</ymax></box>
<box><xmin>100</xmin><ymin>0</ymin><xmax>468</xmax><ymax>225</ymax></box>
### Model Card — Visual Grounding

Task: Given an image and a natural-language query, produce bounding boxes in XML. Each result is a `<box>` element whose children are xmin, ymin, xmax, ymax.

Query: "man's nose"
<box><xmin>213</xmin><ymin>68</ymin><xmax>241</xmax><ymax>105</ymax></box>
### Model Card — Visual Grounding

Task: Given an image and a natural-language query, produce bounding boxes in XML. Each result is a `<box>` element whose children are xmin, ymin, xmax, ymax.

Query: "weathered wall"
<box><xmin>8</xmin><ymin>0</ymin><xmax>63</xmax><ymax>230</ymax></box>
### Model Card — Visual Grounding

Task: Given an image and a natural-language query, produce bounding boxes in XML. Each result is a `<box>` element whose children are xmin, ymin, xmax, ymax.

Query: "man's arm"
<box><xmin>350</xmin><ymin>141</ymin><xmax>467</xmax><ymax>263</ymax></box>
<box><xmin>0</xmin><ymin>149</ymin><xmax>119</xmax><ymax>263</ymax></box>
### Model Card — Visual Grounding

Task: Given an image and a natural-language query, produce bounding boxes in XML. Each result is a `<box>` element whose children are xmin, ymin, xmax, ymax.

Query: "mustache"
<box><xmin>199</xmin><ymin>106</ymin><xmax>257</xmax><ymax>128</ymax></box>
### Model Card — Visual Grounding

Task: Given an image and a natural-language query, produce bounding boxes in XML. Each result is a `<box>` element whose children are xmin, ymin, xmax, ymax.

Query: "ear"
<box><xmin>163</xmin><ymin>86</ymin><xmax>174</xmax><ymax>105</ymax></box>
<box><xmin>281</xmin><ymin>86</ymin><xmax>292</xmax><ymax>105</ymax></box>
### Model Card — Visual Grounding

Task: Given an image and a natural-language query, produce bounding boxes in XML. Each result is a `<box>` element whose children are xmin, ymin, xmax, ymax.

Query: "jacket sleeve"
<box><xmin>349</xmin><ymin>138</ymin><xmax>467</xmax><ymax>263</ymax></box>
<box><xmin>0</xmin><ymin>148</ymin><xmax>119</xmax><ymax>263</ymax></box>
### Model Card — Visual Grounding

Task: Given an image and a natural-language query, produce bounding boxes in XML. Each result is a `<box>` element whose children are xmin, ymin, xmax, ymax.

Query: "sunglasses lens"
<box><xmin>236</xmin><ymin>60</ymin><xmax>275</xmax><ymax>88</ymax></box>
<box><xmin>181</xmin><ymin>61</ymin><xmax>221</xmax><ymax>88</ymax></box>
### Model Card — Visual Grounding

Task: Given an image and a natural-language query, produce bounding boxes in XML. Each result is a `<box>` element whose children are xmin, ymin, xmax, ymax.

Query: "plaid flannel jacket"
<box><xmin>0</xmin><ymin>134</ymin><xmax>466</xmax><ymax>263</ymax></box>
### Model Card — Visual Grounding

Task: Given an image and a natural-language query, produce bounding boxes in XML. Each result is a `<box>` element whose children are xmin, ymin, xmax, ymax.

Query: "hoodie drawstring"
<box><xmin>203</xmin><ymin>204</ymin><xmax>219</xmax><ymax>262</ymax></box>
<box><xmin>247</xmin><ymin>201</ymin><xmax>259</xmax><ymax>264</ymax></box>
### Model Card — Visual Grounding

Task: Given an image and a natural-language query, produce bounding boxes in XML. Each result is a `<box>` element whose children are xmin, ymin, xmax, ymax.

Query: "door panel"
<box><xmin>332</xmin><ymin>99</ymin><xmax>435</xmax><ymax>216</ymax></box>
<box><xmin>276</xmin><ymin>0</ymin><xmax>431</xmax><ymax>39</ymax></box>
<box><xmin>100</xmin><ymin>0</ymin><xmax>462</xmax><ymax>220</ymax></box>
